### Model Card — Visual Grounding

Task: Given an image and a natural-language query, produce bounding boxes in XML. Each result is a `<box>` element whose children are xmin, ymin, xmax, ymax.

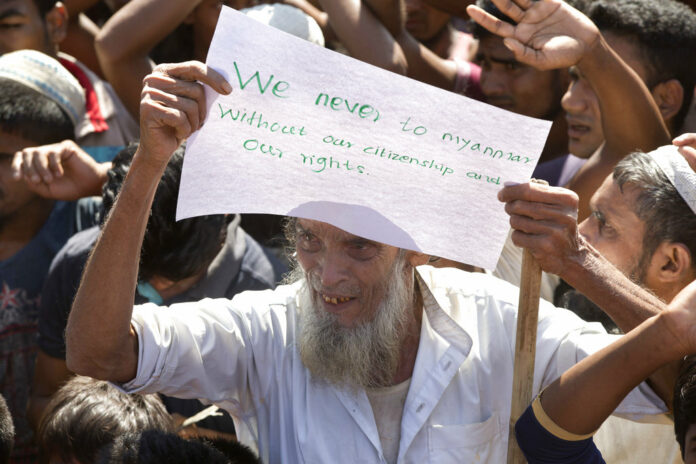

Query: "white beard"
<box><xmin>295</xmin><ymin>255</ymin><xmax>413</xmax><ymax>390</ymax></box>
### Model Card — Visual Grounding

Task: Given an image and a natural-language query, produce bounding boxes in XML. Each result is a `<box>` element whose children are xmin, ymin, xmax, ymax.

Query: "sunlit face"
<box><xmin>404</xmin><ymin>0</ymin><xmax>451</xmax><ymax>42</ymax></box>
<box><xmin>561</xmin><ymin>32</ymin><xmax>651</xmax><ymax>158</ymax></box>
<box><xmin>0</xmin><ymin>131</ymin><xmax>41</xmax><ymax>227</ymax></box>
<box><xmin>562</xmin><ymin>66</ymin><xmax>604</xmax><ymax>158</ymax></box>
<box><xmin>578</xmin><ymin>176</ymin><xmax>647</xmax><ymax>282</ymax></box>
<box><xmin>294</xmin><ymin>218</ymin><xmax>407</xmax><ymax>328</ymax></box>
<box><xmin>476</xmin><ymin>35</ymin><xmax>563</xmax><ymax>119</ymax></box>
<box><xmin>0</xmin><ymin>0</ymin><xmax>53</xmax><ymax>56</ymax></box>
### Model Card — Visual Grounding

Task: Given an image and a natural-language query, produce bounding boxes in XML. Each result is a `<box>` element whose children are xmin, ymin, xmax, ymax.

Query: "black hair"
<box><xmin>38</xmin><ymin>376</ymin><xmax>173</xmax><ymax>464</ymax></box>
<box><xmin>102</xmin><ymin>143</ymin><xmax>228</xmax><ymax>282</ymax></box>
<box><xmin>674</xmin><ymin>358</ymin><xmax>696</xmax><ymax>458</ymax></box>
<box><xmin>199</xmin><ymin>436</ymin><xmax>261</xmax><ymax>464</ymax></box>
<box><xmin>613</xmin><ymin>152</ymin><xmax>696</xmax><ymax>280</ymax></box>
<box><xmin>32</xmin><ymin>0</ymin><xmax>57</xmax><ymax>17</ymax></box>
<box><xmin>588</xmin><ymin>0</ymin><xmax>696</xmax><ymax>130</ymax></box>
<box><xmin>96</xmin><ymin>431</ymin><xmax>234</xmax><ymax>464</ymax></box>
<box><xmin>0</xmin><ymin>395</ymin><xmax>13</xmax><ymax>464</ymax></box>
<box><xmin>0</xmin><ymin>78</ymin><xmax>74</xmax><ymax>145</ymax></box>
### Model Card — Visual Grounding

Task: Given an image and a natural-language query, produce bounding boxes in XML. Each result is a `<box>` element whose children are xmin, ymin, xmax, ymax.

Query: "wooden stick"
<box><xmin>506</xmin><ymin>248</ymin><xmax>543</xmax><ymax>464</ymax></box>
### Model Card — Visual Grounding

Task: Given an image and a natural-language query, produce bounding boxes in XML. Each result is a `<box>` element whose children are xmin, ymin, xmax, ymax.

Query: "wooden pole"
<box><xmin>506</xmin><ymin>248</ymin><xmax>543</xmax><ymax>464</ymax></box>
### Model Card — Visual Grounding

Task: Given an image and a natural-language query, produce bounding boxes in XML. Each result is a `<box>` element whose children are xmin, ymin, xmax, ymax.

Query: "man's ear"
<box><xmin>405</xmin><ymin>251</ymin><xmax>430</xmax><ymax>268</ymax></box>
<box><xmin>651</xmin><ymin>79</ymin><xmax>685</xmax><ymax>128</ymax></box>
<box><xmin>45</xmin><ymin>2</ymin><xmax>69</xmax><ymax>46</ymax></box>
<box><xmin>649</xmin><ymin>241</ymin><xmax>693</xmax><ymax>287</ymax></box>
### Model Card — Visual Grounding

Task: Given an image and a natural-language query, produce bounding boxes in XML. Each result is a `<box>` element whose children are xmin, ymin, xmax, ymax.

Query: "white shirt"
<box><xmin>121</xmin><ymin>266</ymin><xmax>666</xmax><ymax>463</ymax></box>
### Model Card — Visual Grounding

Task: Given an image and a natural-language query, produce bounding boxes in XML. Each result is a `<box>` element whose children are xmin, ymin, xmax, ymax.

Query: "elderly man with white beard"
<box><xmin>63</xmin><ymin>60</ymin><xmax>674</xmax><ymax>463</ymax></box>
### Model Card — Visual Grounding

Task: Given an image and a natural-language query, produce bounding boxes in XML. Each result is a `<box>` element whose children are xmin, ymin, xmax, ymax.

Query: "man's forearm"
<box><xmin>563</xmin><ymin>240</ymin><xmax>666</xmax><ymax>332</ymax></box>
<box><xmin>542</xmin><ymin>311</ymin><xmax>683</xmax><ymax>435</ymax></box>
<box><xmin>66</xmin><ymin>149</ymin><xmax>164</xmax><ymax>383</ymax></box>
<box><xmin>318</xmin><ymin>0</ymin><xmax>407</xmax><ymax>74</ymax></box>
<box><xmin>568</xmin><ymin>34</ymin><xmax>670</xmax><ymax>220</ymax></box>
<box><xmin>95</xmin><ymin>0</ymin><xmax>202</xmax><ymax>118</ymax></box>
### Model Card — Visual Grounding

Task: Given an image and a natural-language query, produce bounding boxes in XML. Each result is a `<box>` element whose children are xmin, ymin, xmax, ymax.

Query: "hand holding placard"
<box><xmin>178</xmin><ymin>7</ymin><xmax>553</xmax><ymax>269</ymax></box>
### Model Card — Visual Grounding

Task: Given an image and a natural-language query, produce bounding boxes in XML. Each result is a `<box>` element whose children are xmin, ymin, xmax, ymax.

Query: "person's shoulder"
<box><xmin>228</xmin><ymin>280</ymin><xmax>302</xmax><ymax>313</ymax></box>
<box><xmin>418</xmin><ymin>264</ymin><xmax>523</xmax><ymax>304</ymax></box>
<box><xmin>58</xmin><ymin>225</ymin><xmax>100</xmax><ymax>258</ymax></box>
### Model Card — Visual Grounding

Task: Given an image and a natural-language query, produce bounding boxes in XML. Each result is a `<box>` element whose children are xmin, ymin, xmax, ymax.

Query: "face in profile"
<box><xmin>561</xmin><ymin>32</ymin><xmax>652</xmax><ymax>159</ymax></box>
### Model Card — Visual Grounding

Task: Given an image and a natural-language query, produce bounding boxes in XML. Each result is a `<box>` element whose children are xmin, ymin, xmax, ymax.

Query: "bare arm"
<box><xmin>95</xmin><ymin>0</ymin><xmax>206</xmax><ymax>119</ymax></box>
<box><xmin>361</xmin><ymin>0</ymin><xmax>457</xmax><ymax>90</ymax></box>
<box><xmin>65</xmin><ymin>62</ymin><xmax>232</xmax><ymax>383</ymax></box>
<box><xmin>565</xmin><ymin>36</ymin><xmax>670</xmax><ymax>220</ymax></box>
<box><xmin>317</xmin><ymin>0</ymin><xmax>407</xmax><ymax>74</ymax></box>
<box><xmin>499</xmin><ymin>182</ymin><xmax>665</xmax><ymax>331</ymax></box>
<box><xmin>539</xmin><ymin>281</ymin><xmax>696</xmax><ymax>435</ymax></box>
<box><xmin>500</xmin><ymin>181</ymin><xmax>678</xmax><ymax>406</ymax></box>
<box><xmin>467</xmin><ymin>0</ymin><xmax>669</xmax><ymax>220</ymax></box>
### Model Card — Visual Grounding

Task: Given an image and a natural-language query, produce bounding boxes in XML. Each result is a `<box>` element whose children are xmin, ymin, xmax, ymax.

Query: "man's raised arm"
<box><xmin>65</xmin><ymin>62</ymin><xmax>232</xmax><ymax>383</ymax></box>
<box><xmin>467</xmin><ymin>0</ymin><xmax>670</xmax><ymax>220</ymax></box>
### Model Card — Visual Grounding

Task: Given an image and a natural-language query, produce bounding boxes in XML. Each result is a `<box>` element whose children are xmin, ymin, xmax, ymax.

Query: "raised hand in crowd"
<box><xmin>468</xmin><ymin>0</ymin><xmax>670</xmax><ymax>220</ymax></box>
<box><xmin>11</xmin><ymin>140</ymin><xmax>110</xmax><ymax>201</ymax></box>
<box><xmin>467</xmin><ymin>0</ymin><xmax>600</xmax><ymax>70</ymax></box>
<box><xmin>66</xmin><ymin>61</ymin><xmax>231</xmax><ymax>382</ymax></box>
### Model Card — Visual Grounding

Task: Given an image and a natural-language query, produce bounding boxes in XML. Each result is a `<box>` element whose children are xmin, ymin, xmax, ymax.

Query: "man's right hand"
<box><xmin>498</xmin><ymin>181</ymin><xmax>585</xmax><ymax>276</ymax></box>
<box><xmin>138</xmin><ymin>61</ymin><xmax>232</xmax><ymax>168</ymax></box>
<box><xmin>466</xmin><ymin>0</ymin><xmax>600</xmax><ymax>71</ymax></box>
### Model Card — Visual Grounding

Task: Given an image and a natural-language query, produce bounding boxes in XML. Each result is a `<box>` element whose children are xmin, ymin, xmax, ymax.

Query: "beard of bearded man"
<box><xmin>295</xmin><ymin>252</ymin><xmax>412</xmax><ymax>390</ymax></box>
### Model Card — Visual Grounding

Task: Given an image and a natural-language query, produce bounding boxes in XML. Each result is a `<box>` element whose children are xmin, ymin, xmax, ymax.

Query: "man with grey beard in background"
<box><xmin>63</xmin><ymin>3</ymin><xmax>683</xmax><ymax>461</ymax></box>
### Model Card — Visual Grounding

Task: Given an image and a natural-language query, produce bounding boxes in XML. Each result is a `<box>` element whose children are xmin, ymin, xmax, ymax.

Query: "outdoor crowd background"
<box><xmin>2</xmin><ymin>0</ymin><xmax>696</xmax><ymax>462</ymax></box>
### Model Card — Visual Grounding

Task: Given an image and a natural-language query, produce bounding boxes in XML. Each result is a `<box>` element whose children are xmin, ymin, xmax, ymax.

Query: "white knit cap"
<box><xmin>0</xmin><ymin>49</ymin><xmax>85</xmax><ymax>127</ymax></box>
<box><xmin>241</xmin><ymin>4</ymin><xmax>325</xmax><ymax>47</ymax></box>
<box><xmin>648</xmin><ymin>144</ymin><xmax>696</xmax><ymax>215</ymax></box>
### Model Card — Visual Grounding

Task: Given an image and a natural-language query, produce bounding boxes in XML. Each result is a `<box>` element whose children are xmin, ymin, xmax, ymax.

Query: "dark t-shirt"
<box><xmin>37</xmin><ymin>217</ymin><xmax>286</xmax><ymax>434</ymax></box>
<box><xmin>1</xmin><ymin>199</ymin><xmax>99</xmax><ymax>463</ymax></box>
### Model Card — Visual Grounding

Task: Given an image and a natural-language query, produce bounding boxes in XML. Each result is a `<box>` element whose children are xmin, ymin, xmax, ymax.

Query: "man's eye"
<box><xmin>504</xmin><ymin>62</ymin><xmax>519</xmax><ymax>71</ymax></box>
<box><xmin>0</xmin><ymin>22</ymin><xmax>23</xmax><ymax>29</ymax></box>
<box><xmin>298</xmin><ymin>232</ymin><xmax>320</xmax><ymax>252</ymax></box>
<box><xmin>347</xmin><ymin>242</ymin><xmax>378</xmax><ymax>261</ymax></box>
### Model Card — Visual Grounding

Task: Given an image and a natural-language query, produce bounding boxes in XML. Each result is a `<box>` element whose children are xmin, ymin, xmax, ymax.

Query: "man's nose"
<box><xmin>318</xmin><ymin>251</ymin><xmax>348</xmax><ymax>289</ymax></box>
<box><xmin>561</xmin><ymin>81</ymin><xmax>586</xmax><ymax>114</ymax></box>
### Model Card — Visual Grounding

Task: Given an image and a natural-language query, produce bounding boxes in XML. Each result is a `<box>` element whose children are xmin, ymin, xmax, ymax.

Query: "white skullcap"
<box><xmin>648</xmin><ymin>144</ymin><xmax>696</xmax><ymax>215</ymax></box>
<box><xmin>0</xmin><ymin>50</ymin><xmax>86</xmax><ymax>127</ymax></box>
<box><xmin>241</xmin><ymin>4</ymin><xmax>325</xmax><ymax>47</ymax></box>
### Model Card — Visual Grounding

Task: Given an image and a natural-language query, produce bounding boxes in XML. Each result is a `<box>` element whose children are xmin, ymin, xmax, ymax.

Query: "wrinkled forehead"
<box><xmin>295</xmin><ymin>218</ymin><xmax>386</xmax><ymax>245</ymax></box>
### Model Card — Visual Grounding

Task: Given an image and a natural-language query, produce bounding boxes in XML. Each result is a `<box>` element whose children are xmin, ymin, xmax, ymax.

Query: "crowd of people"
<box><xmin>2</xmin><ymin>0</ymin><xmax>696</xmax><ymax>462</ymax></box>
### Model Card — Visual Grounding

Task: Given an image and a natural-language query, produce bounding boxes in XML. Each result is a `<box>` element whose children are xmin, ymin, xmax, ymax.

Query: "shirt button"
<box><xmin>416</xmin><ymin>403</ymin><xmax>425</xmax><ymax>413</ymax></box>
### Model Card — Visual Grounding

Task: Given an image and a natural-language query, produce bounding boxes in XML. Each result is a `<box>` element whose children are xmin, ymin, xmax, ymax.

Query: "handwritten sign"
<box><xmin>178</xmin><ymin>7</ymin><xmax>552</xmax><ymax>269</ymax></box>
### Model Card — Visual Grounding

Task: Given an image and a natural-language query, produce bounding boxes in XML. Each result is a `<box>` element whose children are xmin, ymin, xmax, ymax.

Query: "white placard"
<box><xmin>178</xmin><ymin>7</ymin><xmax>552</xmax><ymax>269</ymax></box>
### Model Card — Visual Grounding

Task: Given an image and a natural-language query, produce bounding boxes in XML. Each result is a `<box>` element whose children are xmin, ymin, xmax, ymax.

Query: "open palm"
<box><xmin>467</xmin><ymin>0</ymin><xmax>600</xmax><ymax>70</ymax></box>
